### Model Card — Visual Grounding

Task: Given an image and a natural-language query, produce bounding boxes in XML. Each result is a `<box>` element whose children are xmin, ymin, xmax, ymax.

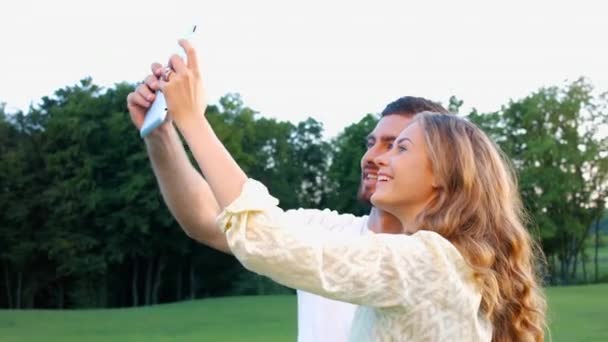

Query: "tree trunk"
<box><xmin>581</xmin><ymin>249</ymin><xmax>587</xmax><ymax>283</ymax></box>
<box><xmin>152</xmin><ymin>255</ymin><xmax>166</xmax><ymax>305</ymax></box>
<box><xmin>550</xmin><ymin>254</ymin><xmax>557</xmax><ymax>284</ymax></box>
<box><xmin>560</xmin><ymin>254</ymin><xmax>567</xmax><ymax>284</ymax></box>
<box><xmin>132</xmin><ymin>257</ymin><xmax>139</xmax><ymax>307</ymax></box>
<box><xmin>563</xmin><ymin>236</ymin><xmax>579</xmax><ymax>283</ymax></box>
<box><xmin>26</xmin><ymin>284</ymin><xmax>35</xmax><ymax>309</ymax></box>
<box><xmin>16</xmin><ymin>271</ymin><xmax>22</xmax><ymax>309</ymax></box>
<box><xmin>559</xmin><ymin>234</ymin><xmax>570</xmax><ymax>284</ymax></box>
<box><xmin>596</xmin><ymin>217</ymin><xmax>601</xmax><ymax>283</ymax></box>
<box><xmin>99</xmin><ymin>275</ymin><xmax>108</xmax><ymax>308</ymax></box>
<box><xmin>3</xmin><ymin>263</ymin><xmax>11</xmax><ymax>309</ymax></box>
<box><xmin>176</xmin><ymin>266</ymin><xmax>182</xmax><ymax>301</ymax></box>
<box><xmin>570</xmin><ymin>249</ymin><xmax>579</xmax><ymax>281</ymax></box>
<box><xmin>257</xmin><ymin>274</ymin><xmax>264</xmax><ymax>295</ymax></box>
<box><xmin>57</xmin><ymin>282</ymin><xmax>64</xmax><ymax>309</ymax></box>
<box><xmin>145</xmin><ymin>258</ymin><xmax>154</xmax><ymax>306</ymax></box>
<box><xmin>571</xmin><ymin>219</ymin><xmax>596</xmax><ymax>284</ymax></box>
<box><xmin>189</xmin><ymin>260</ymin><xmax>196</xmax><ymax>299</ymax></box>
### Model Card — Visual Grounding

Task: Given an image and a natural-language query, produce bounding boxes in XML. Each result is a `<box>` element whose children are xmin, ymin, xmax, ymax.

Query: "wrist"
<box><xmin>175</xmin><ymin>111</ymin><xmax>210</xmax><ymax>139</ymax></box>
<box><xmin>144</xmin><ymin>122</ymin><xmax>178</xmax><ymax>149</ymax></box>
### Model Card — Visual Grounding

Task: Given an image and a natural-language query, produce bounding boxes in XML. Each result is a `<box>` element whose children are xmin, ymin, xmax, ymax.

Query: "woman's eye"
<box><xmin>398</xmin><ymin>145</ymin><xmax>407</xmax><ymax>152</ymax></box>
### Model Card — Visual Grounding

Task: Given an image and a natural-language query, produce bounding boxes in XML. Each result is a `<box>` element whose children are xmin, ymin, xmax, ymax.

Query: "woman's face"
<box><xmin>370</xmin><ymin>121</ymin><xmax>437</xmax><ymax>223</ymax></box>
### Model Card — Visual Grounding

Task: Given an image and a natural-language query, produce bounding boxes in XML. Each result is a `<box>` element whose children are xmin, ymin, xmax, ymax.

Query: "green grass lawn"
<box><xmin>546</xmin><ymin>284</ymin><xmax>608</xmax><ymax>342</ymax></box>
<box><xmin>0</xmin><ymin>296</ymin><xmax>296</xmax><ymax>342</ymax></box>
<box><xmin>1</xmin><ymin>284</ymin><xmax>607</xmax><ymax>342</ymax></box>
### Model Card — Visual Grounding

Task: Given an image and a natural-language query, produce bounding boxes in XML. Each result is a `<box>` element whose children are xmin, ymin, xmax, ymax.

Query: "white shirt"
<box><xmin>285</xmin><ymin>208</ymin><xmax>369</xmax><ymax>342</ymax></box>
<box><xmin>218</xmin><ymin>179</ymin><xmax>492</xmax><ymax>342</ymax></box>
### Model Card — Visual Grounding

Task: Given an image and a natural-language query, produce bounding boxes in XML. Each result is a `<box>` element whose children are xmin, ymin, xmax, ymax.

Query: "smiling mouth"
<box><xmin>376</xmin><ymin>172</ymin><xmax>393</xmax><ymax>183</ymax></box>
<box><xmin>378</xmin><ymin>175</ymin><xmax>390</xmax><ymax>182</ymax></box>
<box><xmin>363</xmin><ymin>171</ymin><xmax>378</xmax><ymax>182</ymax></box>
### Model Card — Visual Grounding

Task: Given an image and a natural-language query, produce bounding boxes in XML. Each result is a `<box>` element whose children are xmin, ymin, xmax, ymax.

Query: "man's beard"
<box><xmin>357</xmin><ymin>181</ymin><xmax>373</xmax><ymax>206</ymax></box>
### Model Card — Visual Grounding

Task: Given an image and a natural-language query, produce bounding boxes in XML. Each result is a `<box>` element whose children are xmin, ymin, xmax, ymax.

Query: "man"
<box><xmin>126</xmin><ymin>63</ymin><xmax>448</xmax><ymax>341</ymax></box>
<box><xmin>294</xmin><ymin>97</ymin><xmax>448</xmax><ymax>342</ymax></box>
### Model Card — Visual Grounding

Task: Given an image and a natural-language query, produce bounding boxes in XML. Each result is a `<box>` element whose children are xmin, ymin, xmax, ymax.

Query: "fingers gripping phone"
<box><xmin>139</xmin><ymin>25</ymin><xmax>197</xmax><ymax>138</ymax></box>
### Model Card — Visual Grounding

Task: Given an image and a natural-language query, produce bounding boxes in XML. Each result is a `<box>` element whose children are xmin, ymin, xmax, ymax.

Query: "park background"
<box><xmin>1</xmin><ymin>0</ymin><xmax>607</xmax><ymax>341</ymax></box>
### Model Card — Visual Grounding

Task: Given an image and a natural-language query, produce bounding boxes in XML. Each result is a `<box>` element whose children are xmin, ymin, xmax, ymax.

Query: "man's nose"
<box><xmin>363</xmin><ymin>148</ymin><xmax>378</xmax><ymax>167</ymax></box>
<box><xmin>374</xmin><ymin>152</ymin><xmax>389</xmax><ymax>166</ymax></box>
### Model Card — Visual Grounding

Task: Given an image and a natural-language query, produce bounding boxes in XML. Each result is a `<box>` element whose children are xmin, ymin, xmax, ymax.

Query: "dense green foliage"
<box><xmin>0</xmin><ymin>77</ymin><xmax>606</xmax><ymax>309</ymax></box>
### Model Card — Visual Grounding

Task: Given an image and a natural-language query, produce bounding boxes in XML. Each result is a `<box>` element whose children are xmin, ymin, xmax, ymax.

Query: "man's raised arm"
<box><xmin>126</xmin><ymin>64</ymin><xmax>230</xmax><ymax>254</ymax></box>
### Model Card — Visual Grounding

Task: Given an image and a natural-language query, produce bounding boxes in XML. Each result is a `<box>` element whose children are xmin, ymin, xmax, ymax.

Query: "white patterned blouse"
<box><xmin>217</xmin><ymin>179</ymin><xmax>493</xmax><ymax>341</ymax></box>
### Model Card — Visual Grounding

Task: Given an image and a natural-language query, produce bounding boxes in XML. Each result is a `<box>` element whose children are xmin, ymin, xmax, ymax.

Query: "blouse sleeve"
<box><xmin>283</xmin><ymin>207</ymin><xmax>368</xmax><ymax>234</ymax></box>
<box><xmin>217</xmin><ymin>179</ymin><xmax>476</xmax><ymax>308</ymax></box>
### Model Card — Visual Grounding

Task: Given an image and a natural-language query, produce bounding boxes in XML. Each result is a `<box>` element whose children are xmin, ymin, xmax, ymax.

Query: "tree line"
<box><xmin>1</xmin><ymin>77</ymin><xmax>606</xmax><ymax>309</ymax></box>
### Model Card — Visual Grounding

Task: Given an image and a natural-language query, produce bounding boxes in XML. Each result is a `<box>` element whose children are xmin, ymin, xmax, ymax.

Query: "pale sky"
<box><xmin>1</xmin><ymin>0</ymin><xmax>607</xmax><ymax>138</ymax></box>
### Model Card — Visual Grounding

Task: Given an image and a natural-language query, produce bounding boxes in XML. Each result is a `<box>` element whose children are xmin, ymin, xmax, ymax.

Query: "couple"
<box><xmin>126</xmin><ymin>40</ymin><xmax>546</xmax><ymax>341</ymax></box>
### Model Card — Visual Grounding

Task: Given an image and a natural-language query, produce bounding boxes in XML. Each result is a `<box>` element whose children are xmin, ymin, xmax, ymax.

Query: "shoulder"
<box><xmin>411</xmin><ymin>230</ymin><xmax>466</xmax><ymax>261</ymax></box>
<box><xmin>379</xmin><ymin>230</ymin><xmax>474</xmax><ymax>286</ymax></box>
<box><xmin>285</xmin><ymin>208</ymin><xmax>369</xmax><ymax>234</ymax></box>
<box><xmin>406</xmin><ymin>231</ymin><xmax>478</xmax><ymax>297</ymax></box>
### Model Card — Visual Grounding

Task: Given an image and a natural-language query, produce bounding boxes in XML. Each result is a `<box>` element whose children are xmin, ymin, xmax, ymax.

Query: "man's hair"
<box><xmin>380</xmin><ymin>96</ymin><xmax>448</xmax><ymax>117</ymax></box>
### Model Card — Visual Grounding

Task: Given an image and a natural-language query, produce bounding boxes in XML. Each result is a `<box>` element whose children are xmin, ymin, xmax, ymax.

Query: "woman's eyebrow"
<box><xmin>396</xmin><ymin>137</ymin><xmax>414</xmax><ymax>145</ymax></box>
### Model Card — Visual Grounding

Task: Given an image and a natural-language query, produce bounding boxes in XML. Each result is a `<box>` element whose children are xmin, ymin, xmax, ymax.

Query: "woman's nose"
<box><xmin>374</xmin><ymin>151</ymin><xmax>389</xmax><ymax>166</ymax></box>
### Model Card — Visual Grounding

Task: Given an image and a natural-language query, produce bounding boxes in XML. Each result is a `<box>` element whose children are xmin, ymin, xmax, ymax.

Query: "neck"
<box><xmin>369</xmin><ymin>199</ymin><xmax>431</xmax><ymax>235</ymax></box>
<box><xmin>397</xmin><ymin>214</ymin><xmax>418</xmax><ymax>235</ymax></box>
<box><xmin>368</xmin><ymin>207</ymin><xmax>403</xmax><ymax>234</ymax></box>
<box><xmin>395</xmin><ymin>199</ymin><xmax>433</xmax><ymax>235</ymax></box>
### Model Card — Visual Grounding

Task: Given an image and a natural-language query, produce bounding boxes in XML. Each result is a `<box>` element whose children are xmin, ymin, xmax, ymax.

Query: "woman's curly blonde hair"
<box><xmin>415</xmin><ymin>112</ymin><xmax>547</xmax><ymax>341</ymax></box>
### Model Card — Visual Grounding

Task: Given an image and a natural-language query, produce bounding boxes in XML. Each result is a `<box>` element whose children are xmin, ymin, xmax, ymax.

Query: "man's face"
<box><xmin>358</xmin><ymin>114</ymin><xmax>413</xmax><ymax>204</ymax></box>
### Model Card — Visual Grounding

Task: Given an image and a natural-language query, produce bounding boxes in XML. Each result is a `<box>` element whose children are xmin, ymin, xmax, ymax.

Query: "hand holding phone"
<box><xmin>139</xmin><ymin>25</ymin><xmax>197</xmax><ymax>138</ymax></box>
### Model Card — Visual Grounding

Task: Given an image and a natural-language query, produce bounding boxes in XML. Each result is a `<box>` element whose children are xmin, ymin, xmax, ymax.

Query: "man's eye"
<box><xmin>387</xmin><ymin>143</ymin><xmax>394</xmax><ymax>150</ymax></box>
<box><xmin>366</xmin><ymin>141</ymin><xmax>374</xmax><ymax>149</ymax></box>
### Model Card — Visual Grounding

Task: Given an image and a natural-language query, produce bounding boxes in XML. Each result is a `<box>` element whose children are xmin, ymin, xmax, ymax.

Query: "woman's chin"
<box><xmin>370</xmin><ymin>192</ymin><xmax>385</xmax><ymax>209</ymax></box>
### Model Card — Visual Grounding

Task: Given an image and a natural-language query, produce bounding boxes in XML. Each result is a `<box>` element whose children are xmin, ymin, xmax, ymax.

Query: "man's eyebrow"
<box><xmin>365</xmin><ymin>135</ymin><xmax>397</xmax><ymax>143</ymax></box>
<box><xmin>379</xmin><ymin>136</ymin><xmax>397</xmax><ymax>142</ymax></box>
<box><xmin>396</xmin><ymin>137</ymin><xmax>414</xmax><ymax>145</ymax></box>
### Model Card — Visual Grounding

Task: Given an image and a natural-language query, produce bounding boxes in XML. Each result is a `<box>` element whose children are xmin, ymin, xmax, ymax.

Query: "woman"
<box><xmin>136</xmin><ymin>40</ymin><xmax>547</xmax><ymax>341</ymax></box>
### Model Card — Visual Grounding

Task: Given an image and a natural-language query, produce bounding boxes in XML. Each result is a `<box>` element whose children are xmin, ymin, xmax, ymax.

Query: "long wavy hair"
<box><xmin>415</xmin><ymin>112</ymin><xmax>547</xmax><ymax>341</ymax></box>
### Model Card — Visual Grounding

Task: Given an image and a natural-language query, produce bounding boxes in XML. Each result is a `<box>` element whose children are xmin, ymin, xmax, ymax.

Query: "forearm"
<box><xmin>144</xmin><ymin>123</ymin><xmax>230</xmax><ymax>253</ymax></box>
<box><xmin>216</xmin><ymin>181</ymin><xmax>406</xmax><ymax>307</ymax></box>
<box><xmin>178</xmin><ymin>114</ymin><xmax>248</xmax><ymax>210</ymax></box>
